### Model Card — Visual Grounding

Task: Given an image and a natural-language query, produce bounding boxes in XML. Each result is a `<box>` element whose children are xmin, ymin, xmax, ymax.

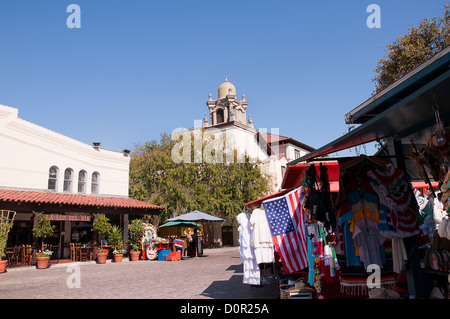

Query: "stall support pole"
<box><xmin>393</xmin><ymin>139</ymin><xmax>426</xmax><ymax>298</ymax></box>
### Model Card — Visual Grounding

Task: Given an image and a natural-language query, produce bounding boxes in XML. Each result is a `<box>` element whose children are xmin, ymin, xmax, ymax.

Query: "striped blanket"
<box><xmin>173</xmin><ymin>239</ymin><xmax>185</xmax><ymax>249</ymax></box>
<box><xmin>338</xmin><ymin>238</ymin><xmax>395</xmax><ymax>296</ymax></box>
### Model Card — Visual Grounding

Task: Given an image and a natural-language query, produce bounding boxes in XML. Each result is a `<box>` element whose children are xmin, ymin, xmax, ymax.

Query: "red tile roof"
<box><xmin>0</xmin><ymin>189</ymin><xmax>163</xmax><ymax>211</ymax></box>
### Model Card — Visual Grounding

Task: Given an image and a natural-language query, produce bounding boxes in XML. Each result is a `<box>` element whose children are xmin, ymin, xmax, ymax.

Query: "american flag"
<box><xmin>263</xmin><ymin>187</ymin><xmax>308</xmax><ymax>273</ymax></box>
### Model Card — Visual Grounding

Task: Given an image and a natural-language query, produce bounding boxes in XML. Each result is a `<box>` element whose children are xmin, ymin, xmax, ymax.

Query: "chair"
<box><xmin>21</xmin><ymin>245</ymin><xmax>32</xmax><ymax>265</ymax></box>
<box><xmin>12</xmin><ymin>246</ymin><xmax>21</xmax><ymax>266</ymax></box>
<box><xmin>70</xmin><ymin>243</ymin><xmax>76</xmax><ymax>261</ymax></box>
<box><xmin>79</xmin><ymin>246</ymin><xmax>88</xmax><ymax>261</ymax></box>
<box><xmin>74</xmin><ymin>243</ymin><xmax>81</xmax><ymax>261</ymax></box>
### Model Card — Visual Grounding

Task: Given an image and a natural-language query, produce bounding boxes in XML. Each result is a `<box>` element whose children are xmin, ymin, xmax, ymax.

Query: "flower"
<box><xmin>113</xmin><ymin>249</ymin><xmax>126</xmax><ymax>255</ymax></box>
<box><xmin>96</xmin><ymin>248</ymin><xmax>108</xmax><ymax>254</ymax></box>
<box><xmin>36</xmin><ymin>250</ymin><xmax>53</xmax><ymax>257</ymax></box>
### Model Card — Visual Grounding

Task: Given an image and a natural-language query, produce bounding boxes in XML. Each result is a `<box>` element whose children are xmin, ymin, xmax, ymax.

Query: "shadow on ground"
<box><xmin>200</xmin><ymin>263</ymin><xmax>279</xmax><ymax>299</ymax></box>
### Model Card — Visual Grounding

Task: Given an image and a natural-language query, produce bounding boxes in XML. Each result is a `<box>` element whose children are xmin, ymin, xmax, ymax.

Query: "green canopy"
<box><xmin>158</xmin><ymin>221</ymin><xmax>201</xmax><ymax>228</ymax></box>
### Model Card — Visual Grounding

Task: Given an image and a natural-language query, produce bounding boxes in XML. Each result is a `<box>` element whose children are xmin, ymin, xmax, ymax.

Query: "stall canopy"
<box><xmin>158</xmin><ymin>221</ymin><xmax>201</xmax><ymax>228</ymax></box>
<box><xmin>288</xmin><ymin>46</ymin><xmax>450</xmax><ymax>168</ymax></box>
<box><xmin>167</xmin><ymin>210</ymin><xmax>225</xmax><ymax>222</ymax></box>
<box><xmin>281</xmin><ymin>161</ymin><xmax>340</xmax><ymax>191</ymax></box>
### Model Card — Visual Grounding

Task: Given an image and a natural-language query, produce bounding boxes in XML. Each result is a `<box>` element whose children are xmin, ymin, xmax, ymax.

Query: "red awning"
<box><xmin>282</xmin><ymin>161</ymin><xmax>340</xmax><ymax>190</ymax></box>
<box><xmin>0</xmin><ymin>189</ymin><xmax>163</xmax><ymax>211</ymax></box>
<box><xmin>245</xmin><ymin>188</ymin><xmax>294</xmax><ymax>208</ymax></box>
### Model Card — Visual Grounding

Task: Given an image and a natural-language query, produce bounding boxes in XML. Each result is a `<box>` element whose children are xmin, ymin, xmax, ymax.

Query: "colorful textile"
<box><xmin>368</xmin><ymin>167</ymin><xmax>420</xmax><ymax>238</ymax></box>
<box><xmin>263</xmin><ymin>187</ymin><xmax>308</xmax><ymax>273</ymax></box>
<box><xmin>173</xmin><ymin>239</ymin><xmax>185</xmax><ymax>249</ymax></box>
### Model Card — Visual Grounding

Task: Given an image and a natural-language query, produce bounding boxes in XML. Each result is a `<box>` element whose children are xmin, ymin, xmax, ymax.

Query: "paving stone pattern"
<box><xmin>0</xmin><ymin>247</ymin><xmax>279</xmax><ymax>299</ymax></box>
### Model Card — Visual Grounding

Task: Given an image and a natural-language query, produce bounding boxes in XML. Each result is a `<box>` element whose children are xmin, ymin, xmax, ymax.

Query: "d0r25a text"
<box><xmin>224</xmin><ymin>303</ymin><xmax>269</xmax><ymax>314</ymax></box>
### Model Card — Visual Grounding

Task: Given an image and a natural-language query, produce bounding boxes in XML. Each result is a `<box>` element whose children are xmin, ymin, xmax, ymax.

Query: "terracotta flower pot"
<box><xmin>36</xmin><ymin>256</ymin><xmax>50</xmax><ymax>269</ymax></box>
<box><xmin>96</xmin><ymin>252</ymin><xmax>108</xmax><ymax>264</ymax></box>
<box><xmin>130</xmin><ymin>251</ymin><xmax>140</xmax><ymax>261</ymax></box>
<box><xmin>0</xmin><ymin>260</ymin><xmax>7</xmax><ymax>273</ymax></box>
<box><xmin>113</xmin><ymin>254</ymin><xmax>123</xmax><ymax>263</ymax></box>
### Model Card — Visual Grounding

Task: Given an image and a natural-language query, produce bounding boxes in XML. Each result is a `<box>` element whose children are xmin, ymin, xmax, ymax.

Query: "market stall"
<box><xmin>240</xmin><ymin>46</ymin><xmax>450</xmax><ymax>299</ymax></box>
<box><xmin>167</xmin><ymin>210</ymin><xmax>225</xmax><ymax>256</ymax></box>
<box><xmin>288</xmin><ymin>46</ymin><xmax>450</xmax><ymax>298</ymax></box>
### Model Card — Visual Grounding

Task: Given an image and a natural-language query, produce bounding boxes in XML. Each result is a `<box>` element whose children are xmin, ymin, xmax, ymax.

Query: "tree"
<box><xmin>372</xmin><ymin>4</ymin><xmax>449</xmax><ymax>94</ymax></box>
<box><xmin>128</xmin><ymin>219</ymin><xmax>145</xmax><ymax>252</ymax></box>
<box><xmin>0</xmin><ymin>211</ymin><xmax>15</xmax><ymax>260</ymax></box>
<box><xmin>129</xmin><ymin>131</ymin><xmax>271</xmax><ymax>224</ymax></box>
<box><xmin>32</xmin><ymin>214</ymin><xmax>55</xmax><ymax>251</ymax></box>
<box><xmin>92</xmin><ymin>214</ymin><xmax>112</xmax><ymax>249</ymax></box>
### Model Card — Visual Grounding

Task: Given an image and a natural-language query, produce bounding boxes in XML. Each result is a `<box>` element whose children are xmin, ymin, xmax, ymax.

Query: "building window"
<box><xmin>78</xmin><ymin>170</ymin><xmax>87</xmax><ymax>194</ymax></box>
<box><xmin>63</xmin><ymin>168</ymin><xmax>73</xmax><ymax>192</ymax></box>
<box><xmin>294</xmin><ymin>149</ymin><xmax>301</xmax><ymax>159</ymax></box>
<box><xmin>216</xmin><ymin>109</ymin><xmax>224</xmax><ymax>124</ymax></box>
<box><xmin>91</xmin><ymin>172</ymin><xmax>100</xmax><ymax>195</ymax></box>
<box><xmin>281</xmin><ymin>166</ymin><xmax>286</xmax><ymax>179</ymax></box>
<box><xmin>48</xmin><ymin>166</ymin><xmax>58</xmax><ymax>191</ymax></box>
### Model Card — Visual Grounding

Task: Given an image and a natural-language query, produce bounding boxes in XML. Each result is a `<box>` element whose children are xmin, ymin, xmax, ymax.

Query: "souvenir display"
<box><xmin>429</xmin><ymin>250</ymin><xmax>443</xmax><ymax>271</ymax></box>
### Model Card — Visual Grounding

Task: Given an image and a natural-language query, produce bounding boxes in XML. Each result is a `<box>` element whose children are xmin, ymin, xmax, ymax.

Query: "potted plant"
<box><xmin>35</xmin><ymin>249</ymin><xmax>53</xmax><ymax>269</ymax></box>
<box><xmin>32</xmin><ymin>214</ymin><xmax>55</xmax><ymax>269</ymax></box>
<box><xmin>108</xmin><ymin>225</ymin><xmax>125</xmax><ymax>263</ymax></box>
<box><xmin>96</xmin><ymin>248</ymin><xmax>108</xmax><ymax>264</ymax></box>
<box><xmin>0</xmin><ymin>211</ymin><xmax>15</xmax><ymax>273</ymax></box>
<box><xmin>92</xmin><ymin>214</ymin><xmax>112</xmax><ymax>263</ymax></box>
<box><xmin>112</xmin><ymin>249</ymin><xmax>127</xmax><ymax>263</ymax></box>
<box><xmin>128</xmin><ymin>219</ymin><xmax>145</xmax><ymax>261</ymax></box>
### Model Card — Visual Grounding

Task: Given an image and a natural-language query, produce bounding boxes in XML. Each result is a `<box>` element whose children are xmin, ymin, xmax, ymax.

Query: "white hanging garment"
<box><xmin>249</xmin><ymin>208</ymin><xmax>275</xmax><ymax>264</ymax></box>
<box><xmin>237</xmin><ymin>212</ymin><xmax>260</xmax><ymax>285</ymax></box>
<box><xmin>391</xmin><ymin>238</ymin><xmax>407</xmax><ymax>274</ymax></box>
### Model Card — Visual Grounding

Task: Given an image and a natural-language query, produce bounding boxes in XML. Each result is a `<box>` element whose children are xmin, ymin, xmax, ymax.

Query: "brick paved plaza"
<box><xmin>0</xmin><ymin>246</ymin><xmax>279</xmax><ymax>299</ymax></box>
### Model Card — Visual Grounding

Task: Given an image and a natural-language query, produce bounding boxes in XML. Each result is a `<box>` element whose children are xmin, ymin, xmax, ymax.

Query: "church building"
<box><xmin>197</xmin><ymin>78</ymin><xmax>316</xmax><ymax>246</ymax></box>
<box><xmin>200</xmin><ymin>78</ymin><xmax>315</xmax><ymax>193</ymax></box>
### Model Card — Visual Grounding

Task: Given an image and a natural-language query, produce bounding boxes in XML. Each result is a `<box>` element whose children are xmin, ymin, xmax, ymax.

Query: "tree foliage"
<box><xmin>92</xmin><ymin>214</ymin><xmax>112</xmax><ymax>249</ymax></box>
<box><xmin>372</xmin><ymin>4</ymin><xmax>449</xmax><ymax>94</ymax></box>
<box><xmin>129</xmin><ymin>132</ymin><xmax>271</xmax><ymax>224</ymax></box>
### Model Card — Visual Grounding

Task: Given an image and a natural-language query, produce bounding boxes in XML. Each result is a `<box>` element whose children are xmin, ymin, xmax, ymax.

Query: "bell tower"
<box><xmin>205</xmin><ymin>77</ymin><xmax>250</xmax><ymax>127</ymax></box>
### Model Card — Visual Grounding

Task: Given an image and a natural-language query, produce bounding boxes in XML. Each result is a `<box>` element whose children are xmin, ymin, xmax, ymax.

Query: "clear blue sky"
<box><xmin>0</xmin><ymin>0</ymin><xmax>448</xmax><ymax>156</ymax></box>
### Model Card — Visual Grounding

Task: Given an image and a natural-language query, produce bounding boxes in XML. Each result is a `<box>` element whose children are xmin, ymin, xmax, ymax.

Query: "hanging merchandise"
<box><xmin>302</xmin><ymin>164</ymin><xmax>337</xmax><ymax>229</ymax></box>
<box><xmin>249</xmin><ymin>208</ymin><xmax>275</xmax><ymax>264</ymax></box>
<box><xmin>262</xmin><ymin>187</ymin><xmax>308</xmax><ymax>274</ymax></box>
<box><xmin>236</xmin><ymin>212</ymin><xmax>260</xmax><ymax>285</ymax></box>
<box><xmin>335</xmin><ymin>155</ymin><xmax>387</xmax><ymax>269</ymax></box>
<box><xmin>367</xmin><ymin>165</ymin><xmax>420</xmax><ymax>239</ymax></box>
<box><xmin>414</xmin><ymin>190</ymin><xmax>433</xmax><ymax>248</ymax></box>
<box><xmin>335</xmin><ymin>155</ymin><xmax>396</xmax><ymax>295</ymax></box>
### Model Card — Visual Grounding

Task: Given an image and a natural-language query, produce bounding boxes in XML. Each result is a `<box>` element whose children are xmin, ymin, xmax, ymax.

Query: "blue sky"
<box><xmin>0</xmin><ymin>0</ymin><xmax>448</xmax><ymax>156</ymax></box>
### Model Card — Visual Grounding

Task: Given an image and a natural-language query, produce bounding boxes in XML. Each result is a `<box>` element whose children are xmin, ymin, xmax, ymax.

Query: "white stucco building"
<box><xmin>0</xmin><ymin>104</ymin><xmax>162</xmax><ymax>261</ymax></box>
<box><xmin>0</xmin><ymin>104</ymin><xmax>130</xmax><ymax>196</ymax></box>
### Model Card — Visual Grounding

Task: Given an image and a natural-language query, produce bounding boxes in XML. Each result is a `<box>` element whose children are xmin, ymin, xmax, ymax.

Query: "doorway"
<box><xmin>221</xmin><ymin>226</ymin><xmax>234</xmax><ymax>246</ymax></box>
